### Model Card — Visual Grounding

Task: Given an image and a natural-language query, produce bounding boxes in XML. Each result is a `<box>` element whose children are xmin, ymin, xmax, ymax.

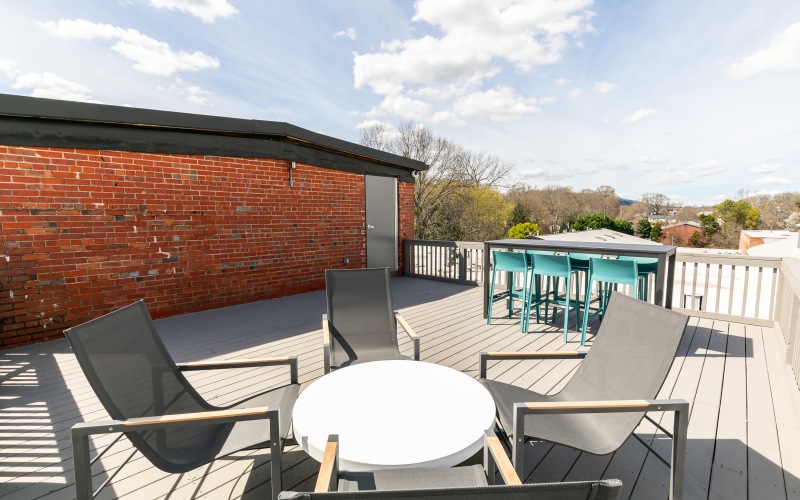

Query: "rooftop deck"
<box><xmin>2</xmin><ymin>277</ymin><xmax>799</xmax><ymax>499</ymax></box>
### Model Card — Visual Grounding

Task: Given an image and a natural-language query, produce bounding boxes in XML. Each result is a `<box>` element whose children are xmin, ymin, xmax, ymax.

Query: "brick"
<box><xmin>0</xmin><ymin>145</ymin><xmax>410</xmax><ymax>349</ymax></box>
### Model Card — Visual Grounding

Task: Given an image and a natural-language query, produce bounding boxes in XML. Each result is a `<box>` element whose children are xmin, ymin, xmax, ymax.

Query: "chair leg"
<box><xmin>580</xmin><ymin>275</ymin><xmax>593</xmax><ymax>346</ymax></box>
<box><xmin>270</xmin><ymin>419</ymin><xmax>283</xmax><ymax>500</ymax></box>
<box><xmin>72</xmin><ymin>429</ymin><xmax>92</xmax><ymax>500</ymax></box>
<box><xmin>487</xmin><ymin>272</ymin><xmax>496</xmax><ymax>325</ymax></box>
<box><xmin>563</xmin><ymin>275</ymin><xmax>571</xmax><ymax>342</ymax></box>
<box><xmin>671</xmin><ymin>404</ymin><xmax>689</xmax><ymax>500</ymax></box>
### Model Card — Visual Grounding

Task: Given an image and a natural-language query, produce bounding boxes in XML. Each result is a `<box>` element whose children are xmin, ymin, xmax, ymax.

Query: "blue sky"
<box><xmin>1</xmin><ymin>0</ymin><xmax>799</xmax><ymax>206</ymax></box>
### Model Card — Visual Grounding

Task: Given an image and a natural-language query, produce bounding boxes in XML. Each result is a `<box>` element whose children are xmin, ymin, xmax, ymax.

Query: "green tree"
<box><xmin>572</xmin><ymin>212</ymin><xmax>633</xmax><ymax>235</ymax></box>
<box><xmin>439</xmin><ymin>185</ymin><xmax>513</xmax><ymax>241</ymax></box>
<box><xmin>649</xmin><ymin>222</ymin><xmax>662</xmax><ymax>241</ymax></box>
<box><xmin>508</xmin><ymin>222</ymin><xmax>542</xmax><ymax>239</ymax></box>
<box><xmin>714</xmin><ymin>199</ymin><xmax>760</xmax><ymax>230</ymax></box>
<box><xmin>636</xmin><ymin>218</ymin><xmax>652</xmax><ymax>239</ymax></box>
<box><xmin>699</xmin><ymin>213</ymin><xmax>720</xmax><ymax>236</ymax></box>
<box><xmin>688</xmin><ymin>230</ymin><xmax>708</xmax><ymax>248</ymax></box>
<box><xmin>508</xmin><ymin>203</ymin><xmax>529</xmax><ymax>228</ymax></box>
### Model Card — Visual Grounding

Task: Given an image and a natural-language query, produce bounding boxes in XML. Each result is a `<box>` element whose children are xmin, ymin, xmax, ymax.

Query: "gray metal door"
<box><xmin>365</xmin><ymin>175</ymin><xmax>398</xmax><ymax>271</ymax></box>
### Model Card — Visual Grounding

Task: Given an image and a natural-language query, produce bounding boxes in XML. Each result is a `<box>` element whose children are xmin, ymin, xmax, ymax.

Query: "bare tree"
<box><xmin>640</xmin><ymin>192</ymin><xmax>671</xmax><ymax>215</ymax></box>
<box><xmin>359</xmin><ymin>120</ymin><xmax>514</xmax><ymax>239</ymax></box>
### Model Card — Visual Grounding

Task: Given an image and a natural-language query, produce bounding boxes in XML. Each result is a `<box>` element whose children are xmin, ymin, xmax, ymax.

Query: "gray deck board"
<box><xmin>1</xmin><ymin>277</ymin><xmax>799</xmax><ymax>499</ymax></box>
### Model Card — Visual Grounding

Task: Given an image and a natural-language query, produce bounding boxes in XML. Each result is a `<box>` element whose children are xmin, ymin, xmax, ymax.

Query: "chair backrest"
<box><xmin>588</xmin><ymin>257</ymin><xmax>638</xmax><ymax>285</ymax></box>
<box><xmin>562</xmin><ymin>292</ymin><xmax>688</xmax><ymax>450</ymax></box>
<box><xmin>65</xmin><ymin>301</ymin><xmax>225</xmax><ymax>473</ymax></box>
<box><xmin>279</xmin><ymin>478</ymin><xmax>623</xmax><ymax>499</ymax></box>
<box><xmin>326</xmin><ymin>268</ymin><xmax>400</xmax><ymax>367</ymax></box>
<box><xmin>491</xmin><ymin>251</ymin><xmax>528</xmax><ymax>273</ymax></box>
<box><xmin>530</xmin><ymin>253</ymin><xmax>571</xmax><ymax>278</ymax></box>
<box><xmin>618</xmin><ymin>255</ymin><xmax>658</xmax><ymax>273</ymax></box>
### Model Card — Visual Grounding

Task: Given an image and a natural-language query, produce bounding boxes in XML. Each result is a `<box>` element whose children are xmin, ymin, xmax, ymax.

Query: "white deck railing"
<box><xmin>405</xmin><ymin>239</ymin><xmax>800</xmax><ymax>388</ymax></box>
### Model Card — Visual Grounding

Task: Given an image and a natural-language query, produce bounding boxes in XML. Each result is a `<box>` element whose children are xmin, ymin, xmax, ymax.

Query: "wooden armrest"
<box><xmin>177</xmin><ymin>356</ymin><xmax>299</xmax><ymax>384</ymax></box>
<box><xmin>395</xmin><ymin>312</ymin><xmax>421</xmax><ymax>361</ymax></box>
<box><xmin>516</xmin><ymin>398</ymin><xmax>689</xmax><ymax>415</ymax></box>
<box><xmin>479</xmin><ymin>351</ymin><xmax>585</xmax><ymax>378</ymax></box>
<box><xmin>322</xmin><ymin>314</ymin><xmax>331</xmax><ymax>347</ymax></box>
<box><xmin>177</xmin><ymin>357</ymin><xmax>293</xmax><ymax>370</ymax></box>
<box><xmin>394</xmin><ymin>312</ymin><xmax>419</xmax><ymax>340</ymax></box>
<box><xmin>72</xmin><ymin>406</ymin><xmax>275</xmax><ymax>436</ymax></box>
<box><xmin>485</xmin><ymin>430</ymin><xmax>521</xmax><ymax>485</ymax></box>
<box><xmin>315</xmin><ymin>435</ymin><xmax>340</xmax><ymax>492</ymax></box>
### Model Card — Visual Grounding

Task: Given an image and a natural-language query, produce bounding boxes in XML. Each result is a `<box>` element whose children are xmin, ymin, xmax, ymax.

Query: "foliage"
<box><xmin>649</xmin><ymin>223</ymin><xmax>662</xmax><ymax>241</ymax></box>
<box><xmin>571</xmin><ymin>212</ymin><xmax>633</xmax><ymax>234</ymax></box>
<box><xmin>635</xmin><ymin>218</ymin><xmax>652</xmax><ymax>239</ymax></box>
<box><xmin>360</xmin><ymin>120</ymin><xmax>513</xmax><ymax>240</ymax></box>
<box><xmin>438</xmin><ymin>185</ymin><xmax>513</xmax><ymax>241</ymax></box>
<box><xmin>698</xmin><ymin>214</ymin><xmax>719</xmax><ymax>235</ymax></box>
<box><xmin>688</xmin><ymin>230</ymin><xmax>708</xmax><ymax>248</ymax></box>
<box><xmin>714</xmin><ymin>199</ymin><xmax>760</xmax><ymax>230</ymax></box>
<box><xmin>508</xmin><ymin>222</ymin><xmax>542</xmax><ymax>239</ymax></box>
<box><xmin>508</xmin><ymin>203</ymin><xmax>529</xmax><ymax>228</ymax></box>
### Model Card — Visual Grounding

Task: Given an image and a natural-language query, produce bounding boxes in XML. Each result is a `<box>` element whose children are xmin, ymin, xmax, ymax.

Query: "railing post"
<box><xmin>457</xmin><ymin>242</ymin><xmax>468</xmax><ymax>283</ymax></box>
<box><xmin>403</xmin><ymin>239</ymin><xmax>411</xmax><ymax>277</ymax></box>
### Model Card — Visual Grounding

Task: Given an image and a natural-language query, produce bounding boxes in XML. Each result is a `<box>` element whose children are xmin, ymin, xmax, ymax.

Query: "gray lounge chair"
<box><xmin>65</xmin><ymin>300</ymin><xmax>300</xmax><ymax>500</ymax></box>
<box><xmin>279</xmin><ymin>431</ymin><xmax>622</xmax><ymax>499</ymax></box>
<box><xmin>479</xmin><ymin>292</ymin><xmax>690</xmax><ymax>500</ymax></box>
<box><xmin>323</xmin><ymin>268</ymin><xmax>420</xmax><ymax>373</ymax></box>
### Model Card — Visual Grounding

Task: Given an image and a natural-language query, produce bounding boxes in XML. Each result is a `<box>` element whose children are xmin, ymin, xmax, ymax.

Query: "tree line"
<box><xmin>360</xmin><ymin>121</ymin><xmax>800</xmax><ymax>248</ymax></box>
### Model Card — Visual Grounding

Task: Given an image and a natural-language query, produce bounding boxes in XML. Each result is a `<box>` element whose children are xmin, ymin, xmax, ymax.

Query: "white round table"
<box><xmin>292</xmin><ymin>360</ymin><xmax>496</xmax><ymax>471</ymax></box>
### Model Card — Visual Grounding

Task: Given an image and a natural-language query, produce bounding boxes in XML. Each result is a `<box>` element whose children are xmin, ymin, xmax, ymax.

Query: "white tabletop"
<box><xmin>292</xmin><ymin>360</ymin><xmax>497</xmax><ymax>471</ymax></box>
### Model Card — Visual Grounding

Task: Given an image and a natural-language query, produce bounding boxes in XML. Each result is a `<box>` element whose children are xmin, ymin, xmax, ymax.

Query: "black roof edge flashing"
<box><xmin>0</xmin><ymin>94</ymin><xmax>427</xmax><ymax>183</ymax></box>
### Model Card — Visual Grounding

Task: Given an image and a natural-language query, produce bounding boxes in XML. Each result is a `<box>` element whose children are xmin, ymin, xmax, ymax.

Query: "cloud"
<box><xmin>621</xmin><ymin>108</ymin><xmax>657</xmax><ymax>123</ymax></box>
<box><xmin>638</xmin><ymin>155</ymin><xmax>667</xmax><ymax>164</ymax></box>
<box><xmin>648</xmin><ymin>160</ymin><xmax>725</xmax><ymax>184</ymax></box>
<box><xmin>750</xmin><ymin>162</ymin><xmax>783</xmax><ymax>173</ymax></box>
<box><xmin>729</xmin><ymin>22</ymin><xmax>800</xmax><ymax>79</ymax></box>
<box><xmin>334</xmin><ymin>27</ymin><xmax>357</xmax><ymax>40</ymax></box>
<box><xmin>146</xmin><ymin>0</ymin><xmax>237</xmax><ymax>23</ymax></box>
<box><xmin>353</xmin><ymin>0</ymin><xmax>594</xmax><ymax>123</ymax></box>
<box><xmin>0</xmin><ymin>57</ymin><xmax>100</xmax><ymax>103</ymax></box>
<box><xmin>569</xmin><ymin>81</ymin><xmax>616</xmax><ymax>98</ymax></box>
<box><xmin>41</xmin><ymin>19</ymin><xmax>219</xmax><ymax>76</ymax></box>
<box><xmin>555</xmin><ymin>77</ymin><xmax>570</xmax><ymax>86</ymax></box>
<box><xmin>433</xmin><ymin>86</ymin><xmax>542</xmax><ymax>124</ymax></box>
<box><xmin>162</xmin><ymin>78</ymin><xmax>212</xmax><ymax>105</ymax></box>
<box><xmin>754</xmin><ymin>176</ymin><xmax>793</xmax><ymax>185</ymax></box>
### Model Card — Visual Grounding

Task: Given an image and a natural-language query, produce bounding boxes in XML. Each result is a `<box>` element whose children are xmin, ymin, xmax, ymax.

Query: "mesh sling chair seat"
<box><xmin>66</xmin><ymin>300</ymin><xmax>301</xmax><ymax>500</ymax></box>
<box><xmin>279</xmin><ymin>431</ymin><xmax>623</xmax><ymax>500</ymax></box>
<box><xmin>323</xmin><ymin>268</ymin><xmax>420</xmax><ymax>373</ymax></box>
<box><xmin>479</xmin><ymin>293</ymin><xmax>691</xmax><ymax>500</ymax></box>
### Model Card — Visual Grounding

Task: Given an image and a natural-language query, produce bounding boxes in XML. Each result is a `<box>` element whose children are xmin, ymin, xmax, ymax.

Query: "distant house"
<box><xmin>739</xmin><ymin>230</ymin><xmax>797</xmax><ymax>256</ymax></box>
<box><xmin>659</xmin><ymin>221</ymin><xmax>701</xmax><ymax>246</ymax></box>
<box><xmin>745</xmin><ymin>232</ymin><xmax>800</xmax><ymax>259</ymax></box>
<box><xmin>647</xmin><ymin>214</ymin><xmax>676</xmax><ymax>224</ymax></box>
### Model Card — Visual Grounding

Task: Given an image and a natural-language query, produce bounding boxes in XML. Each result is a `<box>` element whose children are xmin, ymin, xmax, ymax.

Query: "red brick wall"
<box><xmin>659</xmin><ymin>224</ymin><xmax>699</xmax><ymax>246</ymax></box>
<box><xmin>0</xmin><ymin>146</ymin><xmax>413</xmax><ymax>348</ymax></box>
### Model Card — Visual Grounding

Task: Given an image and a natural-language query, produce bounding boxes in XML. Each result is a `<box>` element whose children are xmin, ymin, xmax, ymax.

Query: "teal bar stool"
<box><xmin>580</xmin><ymin>257</ymin><xmax>639</xmax><ymax>346</ymax></box>
<box><xmin>522</xmin><ymin>250</ymin><xmax>555</xmax><ymax>330</ymax></box>
<box><xmin>487</xmin><ymin>251</ymin><xmax>529</xmax><ymax>332</ymax></box>
<box><xmin>568</xmin><ymin>252</ymin><xmax>594</xmax><ymax>311</ymax></box>
<box><xmin>618</xmin><ymin>256</ymin><xmax>658</xmax><ymax>301</ymax></box>
<box><xmin>525</xmin><ymin>253</ymin><xmax>580</xmax><ymax>341</ymax></box>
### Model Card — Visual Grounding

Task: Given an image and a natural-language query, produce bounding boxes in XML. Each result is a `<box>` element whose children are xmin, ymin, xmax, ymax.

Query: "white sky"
<box><xmin>1</xmin><ymin>0</ymin><xmax>798</xmax><ymax>205</ymax></box>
